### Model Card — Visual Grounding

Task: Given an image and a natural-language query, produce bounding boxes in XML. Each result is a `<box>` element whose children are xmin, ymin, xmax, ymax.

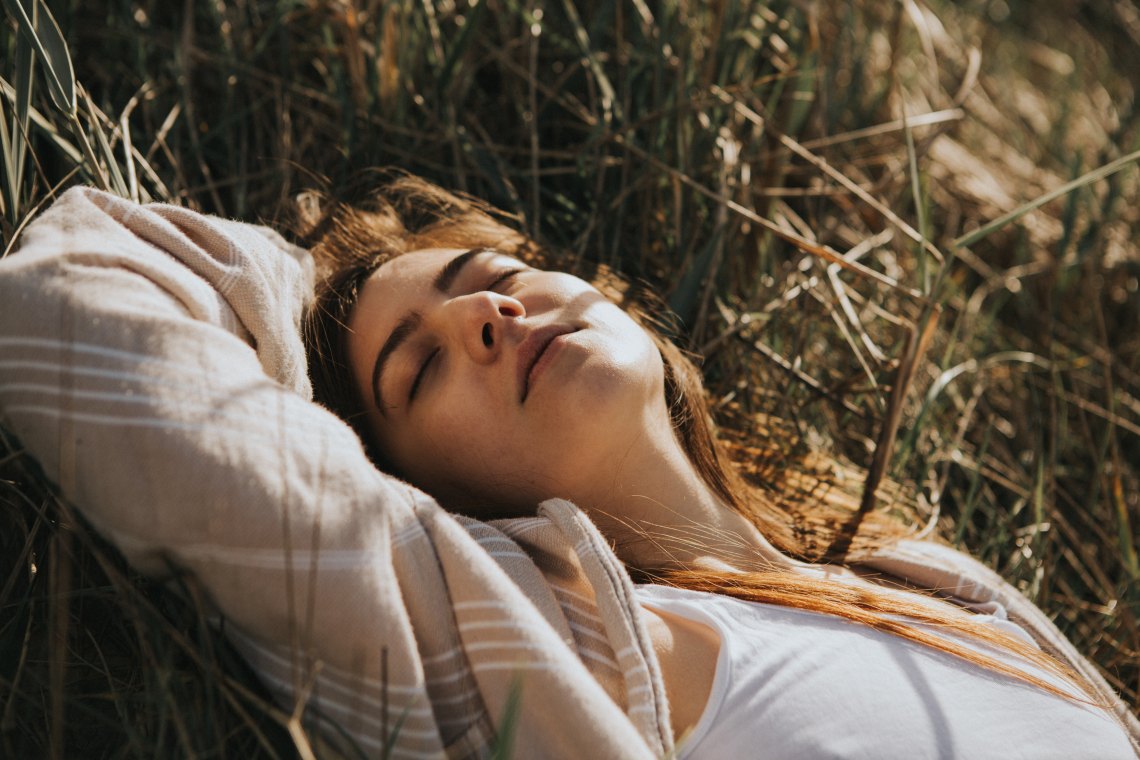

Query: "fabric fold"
<box><xmin>2</xmin><ymin>187</ymin><xmax>1135</xmax><ymax>758</ymax></box>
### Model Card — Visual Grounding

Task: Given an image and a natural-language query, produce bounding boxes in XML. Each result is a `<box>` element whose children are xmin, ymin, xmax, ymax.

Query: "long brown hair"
<box><xmin>299</xmin><ymin>173</ymin><xmax>1091</xmax><ymax>705</ymax></box>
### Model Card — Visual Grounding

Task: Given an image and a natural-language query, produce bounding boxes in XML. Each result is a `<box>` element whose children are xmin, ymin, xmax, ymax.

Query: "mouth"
<box><xmin>517</xmin><ymin>324</ymin><xmax>578</xmax><ymax>403</ymax></box>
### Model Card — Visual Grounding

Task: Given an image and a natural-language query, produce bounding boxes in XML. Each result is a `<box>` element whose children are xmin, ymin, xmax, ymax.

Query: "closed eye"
<box><xmin>486</xmin><ymin>267</ymin><xmax>525</xmax><ymax>292</ymax></box>
<box><xmin>408</xmin><ymin>347</ymin><xmax>440</xmax><ymax>402</ymax></box>
<box><xmin>406</xmin><ymin>266</ymin><xmax>525</xmax><ymax>404</ymax></box>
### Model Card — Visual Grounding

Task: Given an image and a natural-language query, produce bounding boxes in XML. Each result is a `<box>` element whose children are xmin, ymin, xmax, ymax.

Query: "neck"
<box><xmin>573</xmin><ymin>422</ymin><xmax>794</xmax><ymax>575</ymax></box>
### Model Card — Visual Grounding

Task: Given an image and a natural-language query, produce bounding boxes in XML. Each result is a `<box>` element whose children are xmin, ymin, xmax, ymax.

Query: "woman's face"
<box><xmin>347</xmin><ymin>247</ymin><xmax>667</xmax><ymax>515</ymax></box>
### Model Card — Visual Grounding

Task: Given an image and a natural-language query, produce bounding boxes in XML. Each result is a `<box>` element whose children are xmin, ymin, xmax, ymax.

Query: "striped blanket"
<box><xmin>2</xmin><ymin>187</ymin><xmax>1136</xmax><ymax>757</ymax></box>
<box><xmin>0</xmin><ymin>187</ymin><xmax>670</xmax><ymax>758</ymax></box>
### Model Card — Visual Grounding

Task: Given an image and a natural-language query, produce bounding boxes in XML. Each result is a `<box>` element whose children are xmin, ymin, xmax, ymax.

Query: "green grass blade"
<box><xmin>1</xmin><ymin>0</ymin><xmax>76</xmax><ymax>115</ymax></box>
<box><xmin>0</xmin><ymin>73</ymin><xmax>83</xmax><ymax>165</ymax></box>
<box><xmin>953</xmin><ymin>421</ymin><xmax>993</xmax><ymax>548</ymax></box>
<box><xmin>489</xmin><ymin>676</ymin><xmax>523</xmax><ymax>760</ymax></box>
<box><xmin>903</xmin><ymin>112</ymin><xmax>929</xmax><ymax>294</ymax></box>
<box><xmin>560</xmin><ymin>0</ymin><xmax>618</xmax><ymax>122</ymax></box>
<box><xmin>436</xmin><ymin>0</ymin><xmax>487</xmax><ymax>96</ymax></box>
<box><xmin>12</xmin><ymin>27</ymin><xmax>34</xmax><ymax>192</ymax></box>
<box><xmin>954</xmin><ymin>146</ymin><xmax>1140</xmax><ymax>249</ymax></box>
<box><xmin>0</xmin><ymin>28</ymin><xmax>35</xmax><ymax>224</ymax></box>
<box><xmin>0</xmin><ymin>94</ymin><xmax>11</xmax><ymax>221</ymax></box>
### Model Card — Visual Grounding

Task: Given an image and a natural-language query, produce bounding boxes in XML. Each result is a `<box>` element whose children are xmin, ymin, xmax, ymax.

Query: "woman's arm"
<box><xmin>0</xmin><ymin>187</ymin><xmax>660</xmax><ymax>758</ymax></box>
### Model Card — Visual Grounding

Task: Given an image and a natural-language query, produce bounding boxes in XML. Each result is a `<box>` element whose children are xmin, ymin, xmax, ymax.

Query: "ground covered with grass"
<box><xmin>1</xmin><ymin>0</ymin><xmax>1138</xmax><ymax>756</ymax></box>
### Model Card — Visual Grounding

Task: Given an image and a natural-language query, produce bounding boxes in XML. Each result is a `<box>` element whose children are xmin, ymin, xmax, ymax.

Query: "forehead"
<box><xmin>370</xmin><ymin>247</ymin><xmax>458</xmax><ymax>292</ymax></box>
<box><xmin>355</xmin><ymin>247</ymin><xmax>458</xmax><ymax>323</ymax></box>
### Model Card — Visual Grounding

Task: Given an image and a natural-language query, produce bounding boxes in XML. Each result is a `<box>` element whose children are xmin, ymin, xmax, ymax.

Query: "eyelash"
<box><xmin>408</xmin><ymin>347</ymin><xmax>439</xmax><ymax>401</ymax></box>
<box><xmin>488</xmin><ymin>267</ymin><xmax>524</xmax><ymax>291</ymax></box>
<box><xmin>407</xmin><ymin>267</ymin><xmax>525</xmax><ymax>403</ymax></box>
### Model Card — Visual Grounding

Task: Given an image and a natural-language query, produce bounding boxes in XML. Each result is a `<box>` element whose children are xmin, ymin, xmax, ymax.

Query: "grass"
<box><xmin>1</xmin><ymin>0</ymin><xmax>1138</xmax><ymax>755</ymax></box>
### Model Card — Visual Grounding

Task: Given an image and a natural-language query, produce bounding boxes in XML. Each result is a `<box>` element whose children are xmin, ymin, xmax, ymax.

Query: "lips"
<box><xmin>517</xmin><ymin>324</ymin><xmax>577</xmax><ymax>403</ymax></box>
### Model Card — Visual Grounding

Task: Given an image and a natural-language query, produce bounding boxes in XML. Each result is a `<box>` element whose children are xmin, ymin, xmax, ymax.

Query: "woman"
<box><xmin>303</xmin><ymin>175</ymin><xmax>1139</xmax><ymax>757</ymax></box>
<box><xmin>2</xmin><ymin>183</ymin><xmax>1136</xmax><ymax>758</ymax></box>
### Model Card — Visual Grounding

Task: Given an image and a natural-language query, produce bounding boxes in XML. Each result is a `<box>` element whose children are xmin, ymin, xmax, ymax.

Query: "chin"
<box><xmin>535</xmin><ymin>349</ymin><xmax>665</xmax><ymax>448</ymax></box>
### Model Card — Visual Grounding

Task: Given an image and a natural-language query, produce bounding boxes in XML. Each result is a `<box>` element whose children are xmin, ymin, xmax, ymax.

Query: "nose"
<box><xmin>443</xmin><ymin>292</ymin><xmax>525</xmax><ymax>363</ymax></box>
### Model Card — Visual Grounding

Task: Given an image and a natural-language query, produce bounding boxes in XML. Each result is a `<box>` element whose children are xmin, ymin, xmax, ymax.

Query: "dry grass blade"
<box><xmin>80</xmin><ymin>88</ymin><xmax>128</xmax><ymax>197</ymax></box>
<box><xmin>954</xmin><ymin>147</ymin><xmax>1140</xmax><ymax>249</ymax></box>
<box><xmin>2</xmin><ymin>0</ymin><xmax>1139</xmax><ymax>752</ymax></box>
<box><xmin>0</xmin><ymin>84</ymin><xmax>18</xmax><ymax>223</ymax></box>
<box><xmin>712</xmin><ymin>84</ymin><xmax>947</xmax><ymax>268</ymax></box>
<box><xmin>614</xmin><ymin>134</ymin><xmax>927</xmax><ymax>301</ymax></box>
<box><xmin>859</xmin><ymin>307</ymin><xmax>941</xmax><ymax>514</ymax></box>
<box><xmin>800</xmin><ymin>107</ymin><xmax>964</xmax><ymax>150</ymax></box>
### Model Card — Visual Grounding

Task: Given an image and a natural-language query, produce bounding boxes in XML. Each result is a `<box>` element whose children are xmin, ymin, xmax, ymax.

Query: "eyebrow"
<box><xmin>370</xmin><ymin>247</ymin><xmax>490</xmax><ymax>416</ymax></box>
<box><xmin>371</xmin><ymin>312</ymin><xmax>422</xmax><ymax>416</ymax></box>
<box><xmin>433</xmin><ymin>247</ymin><xmax>489</xmax><ymax>293</ymax></box>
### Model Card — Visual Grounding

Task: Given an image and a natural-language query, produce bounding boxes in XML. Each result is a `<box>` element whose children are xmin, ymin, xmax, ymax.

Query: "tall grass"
<box><xmin>1</xmin><ymin>0</ymin><xmax>1138</xmax><ymax>754</ymax></box>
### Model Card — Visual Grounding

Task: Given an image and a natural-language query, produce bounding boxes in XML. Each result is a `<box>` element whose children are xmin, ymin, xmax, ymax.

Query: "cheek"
<box><xmin>578</xmin><ymin>314</ymin><xmax>663</xmax><ymax>397</ymax></box>
<box><xmin>384</xmin><ymin>385</ymin><xmax>521</xmax><ymax>492</ymax></box>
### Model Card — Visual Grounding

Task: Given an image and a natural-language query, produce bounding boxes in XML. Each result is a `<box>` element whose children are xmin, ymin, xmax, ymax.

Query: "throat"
<box><xmin>570</xmin><ymin>415</ymin><xmax>798</xmax><ymax>574</ymax></box>
<box><xmin>584</xmin><ymin>457</ymin><xmax>785</xmax><ymax>574</ymax></box>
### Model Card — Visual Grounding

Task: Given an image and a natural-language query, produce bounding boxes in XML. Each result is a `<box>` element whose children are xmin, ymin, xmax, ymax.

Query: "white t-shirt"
<box><xmin>635</xmin><ymin>584</ymin><xmax>1135</xmax><ymax>759</ymax></box>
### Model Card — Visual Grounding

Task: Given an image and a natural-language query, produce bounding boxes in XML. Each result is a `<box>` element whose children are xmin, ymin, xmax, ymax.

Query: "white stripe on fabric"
<box><xmin>0</xmin><ymin>392</ymin><xmax>332</xmax><ymax>448</ymax></box>
<box><xmin>429</xmin><ymin>688</ymin><xmax>482</xmax><ymax>706</ymax></box>
<box><xmin>453</xmin><ymin>600</ymin><xmax>519</xmax><ymax>613</ymax></box>
<box><xmin>0</xmin><ymin>374</ymin><xmax>324</xmax><ymax>429</ymax></box>
<box><xmin>0</xmin><ymin>336</ymin><xmax>212</xmax><ymax>370</ymax></box>
<box><xmin>549</xmin><ymin>583</ymin><xmax>599</xmax><ymax>609</ymax></box>
<box><xmin>462</xmin><ymin>641</ymin><xmax>559</xmax><ymax>655</ymax></box>
<box><xmin>0</xmin><ymin>339</ymin><xmax>286</xmax><ymax>403</ymax></box>
<box><xmin>310</xmin><ymin>703</ymin><xmax>445</xmax><ymax>755</ymax></box>
<box><xmin>420</xmin><ymin>646</ymin><xmax>465</xmax><ymax>666</ymax></box>
<box><xmin>576</xmin><ymin>648</ymin><xmax>621</xmax><ymax>670</ymax></box>
<box><xmin>389</xmin><ymin>746</ymin><xmax>447</xmax><ymax>760</ymax></box>
<box><xmin>393</xmin><ymin>521</ymin><xmax>429</xmax><ymax>549</ymax></box>
<box><xmin>0</xmin><ymin>359</ymin><xmax>212</xmax><ymax>395</ymax></box>
<box><xmin>456</xmin><ymin>620</ymin><xmax>560</xmax><ymax>636</ymax></box>
<box><xmin>557</xmin><ymin>600</ymin><xmax>606</xmax><ymax>628</ymax></box>
<box><xmin>497</xmin><ymin>518</ymin><xmax>550</xmax><ymax>537</ymax></box>
<box><xmin>426</xmin><ymin>669</ymin><xmax>473</xmax><ymax>687</ymax></box>
<box><xmin>0</xmin><ymin>383</ymin><xmax>171</xmax><ymax>407</ymax></box>
<box><xmin>175</xmin><ymin>543</ymin><xmax>385</xmax><ymax>571</ymax></box>
<box><xmin>227</xmin><ymin>629</ymin><xmax>429</xmax><ymax>698</ymax></box>
<box><xmin>251</xmin><ymin>664</ymin><xmax>439</xmax><ymax>734</ymax></box>
<box><xmin>252</xmin><ymin>662</ymin><xmax>433</xmax><ymax>719</ymax></box>
<box><xmin>567</xmin><ymin>620</ymin><xmax>611</xmax><ymax>646</ymax></box>
<box><xmin>483</xmin><ymin>550</ymin><xmax>530</xmax><ymax>562</ymax></box>
<box><xmin>0</xmin><ymin>404</ymin><xmax>337</xmax><ymax>445</ymax></box>
<box><xmin>469</xmin><ymin>662</ymin><xmax>568</xmax><ymax>675</ymax></box>
<box><xmin>0</xmin><ymin>351</ymin><xmax>338</xmax><ymax>442</ymax></box>
<box><xmin>474</xmin><ymin>535</ymin><xmax>520</xmax><ymax>549</ymax></box>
